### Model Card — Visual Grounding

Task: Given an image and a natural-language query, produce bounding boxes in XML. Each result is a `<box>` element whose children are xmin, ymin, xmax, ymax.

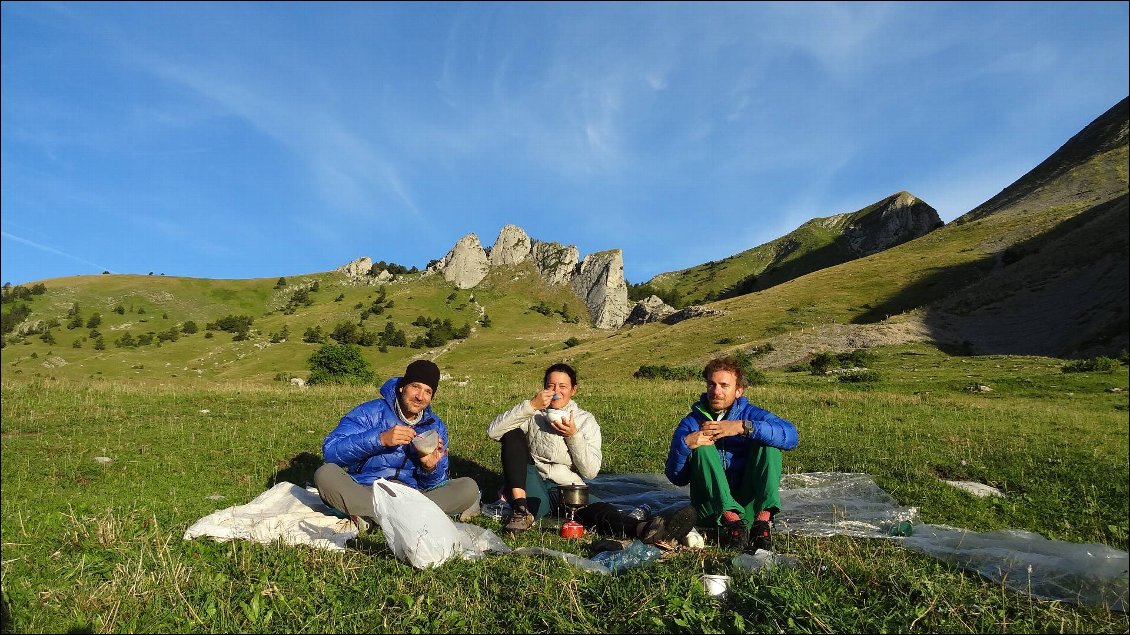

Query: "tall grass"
<box><xmin>2</xmin><ymin>346</ymin><xmax>1127</xmax><ymax>633</ymax></box>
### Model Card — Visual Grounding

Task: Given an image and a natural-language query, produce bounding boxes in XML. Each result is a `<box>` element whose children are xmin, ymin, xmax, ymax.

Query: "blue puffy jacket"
<box><xmin>665</xmin><ymin>394</ymin><xmax>798</xmax><ymax>488</ymax></box>
<box><xmin>322</xmin><ymin>377</ymin><xmax>449</xmax><ymax>490</ymax></box>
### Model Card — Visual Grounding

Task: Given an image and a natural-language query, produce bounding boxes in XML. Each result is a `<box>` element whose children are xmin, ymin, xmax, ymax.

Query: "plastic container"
<box><xmin>702</xmin><ymin>574</ymin><xmax>731</xmax><ymax>598</ymax></box>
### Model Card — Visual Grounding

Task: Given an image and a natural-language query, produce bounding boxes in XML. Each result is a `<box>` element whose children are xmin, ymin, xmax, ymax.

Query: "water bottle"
<box><xmin>481</xmin><ymin>500</ymin><xmax>510</xmax><ymax>522</ymax></box>
<box><xmin>591</xmin><ymin>540</ymin><xmax>661</xmax><ymax>574</ymax></box>
<box><xmin>627</xmin><ymin>504</ymin><xmax>652</xmax><ymax>521</ymax></box>
<box><xmin>885</xmin><ymin>520</ymin><xmax>914</xmax><ymax>537</ymax></box>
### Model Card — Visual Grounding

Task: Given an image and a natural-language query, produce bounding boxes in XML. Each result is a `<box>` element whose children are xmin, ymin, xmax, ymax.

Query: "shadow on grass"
<box><xmin>265</xmin><ymin>451</ymin><xmax>502</xmax><ymax>503</ymax></box>
<box><xmin>267</xmin><ymin>451</ymin><xmax>325</xmax><ymax>489</ymax></box>
<box><xmin>448</xmin><ymin>454</ymin><xmax>502</xmax><ymax>502</ymax></box>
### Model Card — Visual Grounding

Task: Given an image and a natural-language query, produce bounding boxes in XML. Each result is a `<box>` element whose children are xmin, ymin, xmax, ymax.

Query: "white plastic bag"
<box><xmin>371</xmin><ymin>479</ymin><xmax>471</xmax><ymax>569</ymax></box>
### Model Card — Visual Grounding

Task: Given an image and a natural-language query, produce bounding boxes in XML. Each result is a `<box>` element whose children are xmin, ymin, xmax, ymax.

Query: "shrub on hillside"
<box><xmin>207</xmin><ymin>314</ymin><xmax>254</xmax><ymax>333</ymax></box>
<box><xmin>838</xmin><ymin>369</ymin><xmax>881</xmax><ymax>383</ymax></box>
<box><xmin>1062</xmin><ymin>356</ymin><xmax>1121</xmax><ymax>373</ymax></box>
<box><xmin>634</xmin><ymin>364</ymin><xmax>698</xmax><ymax>380</ymax></box>
<box><xmin>307</xmin><ymin>343</ymin><xmax>376</xmax><ymax>385</ymax></box>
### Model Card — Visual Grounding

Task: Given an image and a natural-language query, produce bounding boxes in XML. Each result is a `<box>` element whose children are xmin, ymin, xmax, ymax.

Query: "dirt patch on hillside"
<box><xmin>754</xmin><ymin>316</ymin><xmax>942</xmax><ymax>369</ymax></box>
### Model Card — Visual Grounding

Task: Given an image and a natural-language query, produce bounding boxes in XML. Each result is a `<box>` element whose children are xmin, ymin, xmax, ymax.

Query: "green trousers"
<box><xmin>687</xmin><ymin>444</ymin><xmax>782</xmax><ymax>528</ymax></box>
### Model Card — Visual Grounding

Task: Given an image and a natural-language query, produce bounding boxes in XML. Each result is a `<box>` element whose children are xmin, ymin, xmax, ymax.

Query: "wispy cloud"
<box><xmin>1</xmin><ymin>231</ymin><xmax>111</xmax><ymax>274</ymax></box>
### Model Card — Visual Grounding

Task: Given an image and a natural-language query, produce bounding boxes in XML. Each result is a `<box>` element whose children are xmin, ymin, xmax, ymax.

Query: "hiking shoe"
<box><xmin>720</xmin><ymin>513</ymin><xmax>749</xmax><ymax>550</ymax></box>
<box><xmin>504</xmin><ymin>507</ymin><xmax>535</xmax><ymax>533</ymax></box>
<box><xmin>457</xmin><ymin>498</ymin><xmax>481</xmax><ymax>522</ymax></box>
<box><xmin>639</xmin><ymin>505</ymin><xmax>698</xmax><ymax>545</ymax></box>
<box><xmin>350</xmin><ymin>515</ymin><xmax>376</xmax><ymax>535</ymax></box>
<box><xmin>747</xmin><ymin>519</ymin><xmax>772</xmax><ymax>553</ymax></box>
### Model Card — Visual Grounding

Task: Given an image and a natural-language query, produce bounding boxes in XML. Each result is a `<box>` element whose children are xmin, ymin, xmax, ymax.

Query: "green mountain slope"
<box><xmin>3</xmin><ymin>97</ymin><xmax>1126</xmax><ymax>386</ymax></box>
<box><xmin>642</xmin><ymin>191</ymin><xmax>941</xmax><ymax>305</ymax></box>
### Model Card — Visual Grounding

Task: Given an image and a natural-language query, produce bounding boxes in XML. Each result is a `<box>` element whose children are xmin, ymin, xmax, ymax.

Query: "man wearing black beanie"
<box><xmin>314</xmin><ymin>359</ymin><xmax>481</xmax><ymax>533</ymax></box>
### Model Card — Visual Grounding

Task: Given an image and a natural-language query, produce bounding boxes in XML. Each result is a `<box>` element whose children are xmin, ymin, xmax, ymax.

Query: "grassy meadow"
<box><xmin>2</xmin><ymin>344</ymin><xmax>1127</xmax><ymax>633</ymax></box>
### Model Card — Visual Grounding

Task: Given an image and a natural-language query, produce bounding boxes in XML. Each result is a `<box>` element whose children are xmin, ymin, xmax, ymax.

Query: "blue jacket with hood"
<box><xmin>322</xmin><ymin>376</ymin><xmax>449</xmax><ymax>490</ymax></box>
<box><xmin>665</xmin><ymin>394</ymin><xmax>798</xmax><ymax>488</ymax></box>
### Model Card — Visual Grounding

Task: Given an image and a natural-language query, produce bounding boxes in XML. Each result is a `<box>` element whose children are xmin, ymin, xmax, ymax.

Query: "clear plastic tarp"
<box><xmin>587</xmin><ymin>472</ymin><xmax>1128</xmax><ymax>611</ymax></box>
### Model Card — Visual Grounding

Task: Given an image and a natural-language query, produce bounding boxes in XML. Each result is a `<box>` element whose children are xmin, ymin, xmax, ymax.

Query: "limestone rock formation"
<box><xmin>489</xmin><ymin>224</ymin><xmax>533</xmax><ymax>267</ymax></box>
<box><xmin>843</xmin><ymin>192</ymin><xmax>942</xmax><ymax>256</ymax></box>
<box><xmin>434</xmin><ymin>234</ymin><xmax>491</xmax><ymax>289</ymax></box>
<box><xmin>337</xmin><ymin>256</ymin><xmax>393</xmax><ymax>284</ymax></box>
<box><xmin>571</xmin><ymin>249</ymin><xmax>631</xmax><ymax>329</ymax></box>
<box><xmin>661</xmin><ymin>305</ymin><xmax>726</xmax><ymax>325</ymax></box>
<box><xmin>626</xmin><ymin>295</ymin><xmax>676</xmax><ymax>325</ymax></box>
<box><xmin>530</xmin><ymin>241</ymin><xmax>580</xmax><ymax>286</ymax></box>
<box><xmin>428</xmin><ymin>226</ymin><xmax>630</xmax><ymax>328</ymax></box>
<box><xmin>338</xmin><ymin>256</ymin><xmax>373</xmax><ymax>279</ymax></box>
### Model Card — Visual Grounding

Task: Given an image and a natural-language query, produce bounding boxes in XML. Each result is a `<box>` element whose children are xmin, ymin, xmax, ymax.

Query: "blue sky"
<box><xmin>2</xmin><ymin>2</ymin><xmax>1128</xmax><ymax>287</ymax></box>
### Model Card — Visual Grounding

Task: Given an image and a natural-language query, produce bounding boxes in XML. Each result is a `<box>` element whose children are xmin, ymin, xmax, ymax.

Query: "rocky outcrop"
<box><xmin>626</xmin><ymin>295</ymin><xmax>676</xmax><ymax>325</ymax></box>
<box><xmin>489</xmin><ymin>225</ymin><xmax>533</xmax><ymax>267</ymax></box>
<box><xmin>662</xmin><ymin>305</ymin><xmax>726</xmax><ymax>325</ymax></box>
<box><xmin>338</xmin><ymin>256</ymin><xmax>372</xmax><ymax>279</ymax></box>
<box><xmin>425</xmin><ymin>226</ymin><xmax>629</xmax><ymax>328</ymax></box>
<box><xmin>337</xmin><ymin>256</ymin><xmax>393</xmax><ymax>284</ymax></box>
<box><xmin>530</xmin><ymin>241</ymin><xmax>580</xmax><ymax>286</ymax></box>
<box><xmin>571</xmin><ymin>249</ymin><xmax>631</xmax><ymax>329</ymax></box>
<box><xmin>434</xmin><ymin>234</ymin><xmax>491</xmax><ymax>289</ymax></box>
<box><xmin>843</xmin><ymin>192</ymin><xmax>942</xmax><ymax>256</ymax></box>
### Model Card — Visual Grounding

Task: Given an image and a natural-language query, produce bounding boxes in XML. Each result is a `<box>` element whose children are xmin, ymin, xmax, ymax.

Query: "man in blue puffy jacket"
<box><xmin>665</xmin><ymin>356</ymin><xmax>798</xmax><ymax>553</ymax></box>
<box><xmin>314</xmin><ymin>359</ymin><xmax>481</xmax><ymax>532</ymax></box>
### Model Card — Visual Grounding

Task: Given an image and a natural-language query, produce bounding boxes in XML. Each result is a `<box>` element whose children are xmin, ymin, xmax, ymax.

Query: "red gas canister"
<box><xmin>559</xmin><ymin>520</ymin><xmax>585</xmax><ymax>539</ymax></box>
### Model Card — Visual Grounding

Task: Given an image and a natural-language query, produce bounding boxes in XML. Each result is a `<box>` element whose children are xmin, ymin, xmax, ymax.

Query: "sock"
<box><xmin>512</xmin><ymin>497</ymin><xmax>528</xmax><ymax>513</ymax></box>
<box><xmin>721</xmin><ymin>510</ymin><xmax>742</xmax><ymax>525</ymax></box>
<box><xmin>756</xmin><ymin>510</ymin><xmax>771</xmax><ymax>522</ymax></box>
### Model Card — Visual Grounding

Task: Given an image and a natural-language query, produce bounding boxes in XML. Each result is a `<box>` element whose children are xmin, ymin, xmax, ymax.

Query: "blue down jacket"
<box><xmin>665</xmin><ymin>394</ymin><xmax>799</xmax><ymax>488</ymax></box>
<box><xmin>322</xmin><ymin>377</ymin><xmax>449</xmax><ymax>490</ymax></box>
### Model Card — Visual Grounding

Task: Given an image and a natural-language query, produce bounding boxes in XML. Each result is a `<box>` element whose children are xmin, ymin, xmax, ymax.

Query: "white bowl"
<box><xmin>545</xmin><ymin>408</ymin><xmax>567</xmax><ymax>425</ymax></box>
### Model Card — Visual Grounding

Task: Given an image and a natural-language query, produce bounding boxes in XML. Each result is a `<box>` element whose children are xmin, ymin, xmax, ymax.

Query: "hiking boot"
<box><xmin>720</xmin><ymin>513</ymin><xmax>749</xmax><ymax>550</ymax></box>
<box><xmin>504</xmin><ymin>507</ymin><xmax>536</xmax><ymax>533</ymax></box>
<box><xmin>457</xmin><ymin>498</ymin><xmax>481</xmax><ymax>522</ymax></box>
<box><xmin>639</xmin><ymin>505</ymin><xmax>698</xmax><ymax>545</ymax></box>
<box><xmin>350</xmin><ymin>515</ymin><xmax>376</xmax><ymax>535</ymax></box>
<box><xmin>747</xmin><ymin>519</ymin><xmax>772</xmax><ymax>553</ymax></box>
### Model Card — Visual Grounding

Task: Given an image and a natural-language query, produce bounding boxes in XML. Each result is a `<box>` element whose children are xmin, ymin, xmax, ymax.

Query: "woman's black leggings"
<box><xmin>500</xmin><ymin>429</ymin><xmax>532</xmax><ymax>492</ymax></box>
<box><xmin>500</xmin><ymin>429</ymin><xmax>638</xmax><ymax>538</ymax></box>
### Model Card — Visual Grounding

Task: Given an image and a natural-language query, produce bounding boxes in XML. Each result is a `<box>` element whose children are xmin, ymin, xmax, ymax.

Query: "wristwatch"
<box><xmin>742</xmin><ymin>420</ymin><xmax>754</xmax><ymax>436</ymax></box>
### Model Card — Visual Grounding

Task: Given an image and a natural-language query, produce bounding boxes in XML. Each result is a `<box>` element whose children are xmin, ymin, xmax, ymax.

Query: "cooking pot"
<box><xmin>557</xmin><ymin>483</ymin><xmax>589</xmax><ymax>508</ymax></box>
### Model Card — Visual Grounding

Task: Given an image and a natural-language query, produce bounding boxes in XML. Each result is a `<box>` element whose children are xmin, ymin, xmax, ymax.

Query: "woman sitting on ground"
<box><xmin>486</xmin><ymin>362</ymin><xmax>695</xmax><ymax>544</ymax></box>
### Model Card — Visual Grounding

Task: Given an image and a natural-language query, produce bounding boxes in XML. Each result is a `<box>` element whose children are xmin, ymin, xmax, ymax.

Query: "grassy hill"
<box><xmin>2</xmin><ymin>99</ymin><xmax>1127</xmax><ymax>387</ymax></box>
<box><xmin>640</xmin><ymin>191</ymin><xmax>940</xmax><ymax>306</ymax></box>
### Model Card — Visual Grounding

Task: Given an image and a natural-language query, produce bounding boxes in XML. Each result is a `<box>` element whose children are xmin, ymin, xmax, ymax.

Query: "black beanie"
<box><xmin>399</xmin><ymin>359</ymin><xmax>440</xmax><ymax>394</ymax></box>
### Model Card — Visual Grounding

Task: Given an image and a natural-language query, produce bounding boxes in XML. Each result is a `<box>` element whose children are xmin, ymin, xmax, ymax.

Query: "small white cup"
<box><xmin>702</xmin><ymin>574</ymin><xmax>730</xmax><ymax>598</ymax></box>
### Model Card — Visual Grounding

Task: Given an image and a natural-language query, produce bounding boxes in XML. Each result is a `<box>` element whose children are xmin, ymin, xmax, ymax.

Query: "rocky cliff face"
<box><xmin>433</xmin><ymin>234</ymin><xmax>491</xmax><ymax>289</ymax></box>
<box><xmin>571</xmin><ymin>249</ymin><xmax>631</xmax><ymax>329</ymax></box>
<box><xmin>421</xmin><ymin>225</ymin><xmax>629</xmax><ymax>328</ymax></box>
<box><xmin>843</xmin><ymin>192</ymin><xmax>942</xmax><ymax>256</ymax></box>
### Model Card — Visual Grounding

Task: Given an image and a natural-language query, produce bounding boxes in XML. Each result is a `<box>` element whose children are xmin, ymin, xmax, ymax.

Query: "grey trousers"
<box><xmin>313</xmin><ymin>463</ymin><xmax>480</xmax><ymax>522</ymax></box>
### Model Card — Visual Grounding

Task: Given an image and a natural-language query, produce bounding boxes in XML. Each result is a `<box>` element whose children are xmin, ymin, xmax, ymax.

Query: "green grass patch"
<box><xmin>3</xmin><ymin>355</ymin><xmax>1127</xmax><ymax>632</ymax></box>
